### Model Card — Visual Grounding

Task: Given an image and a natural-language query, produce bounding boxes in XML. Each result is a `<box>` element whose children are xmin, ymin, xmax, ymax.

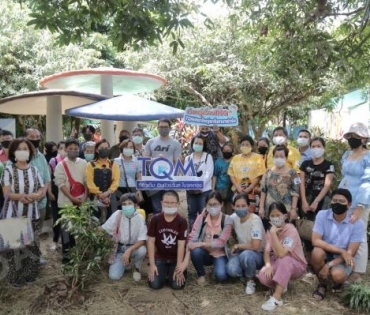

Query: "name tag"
<box><xmin>283</xmin><ymin>237</ymin><xmax>294</xmax><ymax>248</ymax></box>
<box><xmin>251</xmin><ymin>230</ymin><xmax>261</xmax><ymax>238</ymax></box>
<box><xmin>293</xmin><ymin>177</ymin><xmax>301</xmax><ymax>185</ymax></box>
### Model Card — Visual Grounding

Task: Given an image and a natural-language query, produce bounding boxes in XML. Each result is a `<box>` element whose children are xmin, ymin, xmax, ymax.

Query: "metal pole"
<box><xmin>46</xmin><ymin>96</ymin><xmax>63</xmax><ymax>142</ymax></box>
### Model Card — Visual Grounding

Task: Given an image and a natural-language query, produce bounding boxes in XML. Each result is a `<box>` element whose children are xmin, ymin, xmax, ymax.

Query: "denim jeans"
<box><xmin>190</xmin><ymin>247</ymin><xmax>228</xmax><ymax>281</ymax></box>
<box><xmin>226</xmin><ymin>250</ymin><xmax>264</xmax><ymax>279</ymax></box>
<box><xmin>187</xmin><ymin>190</ymin><xmax>211</xmax><ymax>229</ymax></box>
<box><xmin>109</xmin><ymin>245</ymin><xmax>147</xmax><ymax>280</ymax></box>
<box><xmin>148</xmin><ymin>259</ymin><xmax>187</xmax><ymax>290</ymax></box>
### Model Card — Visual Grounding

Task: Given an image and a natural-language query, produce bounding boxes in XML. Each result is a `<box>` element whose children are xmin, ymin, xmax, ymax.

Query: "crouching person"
<box><xmin>147</xmin><ymin>190</ymin><xmax>188</xmax><ymax>290</ymax></box>
<box><xmin>311</xmin><ymin>189</ymin><xmax>364</xmax><ymax>300</ymax></box>
<box><xmin>257</xmin><ymin>202</ymin><xmax>307</xmax><ymax>311</ymax></box>
<box><xmin>102</xmin><ymin>193</ymin><xmax>147</xmax><ymax>281</ymax></box>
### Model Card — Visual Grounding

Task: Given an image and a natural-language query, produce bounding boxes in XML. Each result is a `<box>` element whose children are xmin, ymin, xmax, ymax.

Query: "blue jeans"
<box><xmin>187</xmin><ymin>190</ymin><xmax>211</xmax><ymax>229</ymax></box>
<box><xmin>150</xmin><ymin>191</ymin><xmax>164</xmax><ymax>214</ymax></box>
<box><xmin>109</xmin><ymin>245</ymin><xmax>147</xmax><ymax>280</ymax></box>
<box><xmin>190</xmin><ymin>247</ymin><xmax>228</xmax><ymax>281</ymax></box>
<box><xmin>226</xmin><ymin>250</ymin><xmax>264</xmax><ymax>279</ymax></box>
<box><xmin>148</xmin><ymin>259</ymin><xmax>187</xmax><ymax>290</ymax></box>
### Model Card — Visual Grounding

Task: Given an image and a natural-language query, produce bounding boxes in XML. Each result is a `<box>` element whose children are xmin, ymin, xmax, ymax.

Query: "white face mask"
<box><xmin>15</xmin><ymin>150</ymin><xmax>30</xmax><ymax>162</ymax></box>
<box><xmin>311</xmin><ymin>147</ymin><xmax>325</xmax><ymax>159</ymax></box>
<box><xmin>163</xmin><ymin>207</ymin><xmax>178</xmax><ymax>215</ymax></box>
<box><xmin>270</xmin><ymin>216</ymin><xmax>285</xmax><ymax>227</ymax></box>
<box><xmin>273</xmin><ymin>136</ymin><xmax>286</xmax><ymax>145</ymax></box>
<box><xmin>297</xmin><ymin>138</ymin><xmax>309</xmax><ymax>147</ymax></box>
<box><xmin>207</xmin><ymin>205</ymin><xmax>222</xmax><ymax>217</ymax></box>
<box><xmin>123</xmin><ymin>148</ymin><xmax>134</xmax><ymax>156</ymax></box>
<box><xmin>273</xmin><ymin>157</ymin><xmax>286</xmax><ymax>167</ymax></box>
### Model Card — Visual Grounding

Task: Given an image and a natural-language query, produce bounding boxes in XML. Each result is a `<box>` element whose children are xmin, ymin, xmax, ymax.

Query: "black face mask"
<box><xmin>258</xmin><ymin>147</ymin><xmax>268</xmax><ymax>155</ymax></box>
<box><xmin>98</xmin><ymin>148</ymin><xmax>109</xmax><ymax>159</ymax></box>
<box><xmin>29</xmin><ymin>139</ymin><xmax>41</xmax><ymax>149</ymax></box>
<box><xmin>1</xmin><ymin>140</ymin><xmax>11</xmax><ymax>149</ymax></box>
<box><xmin>348</xmin><ymin>137</ymin><xmax>362</xmax><ymax>149</ymax></box>
<box><xmin>119</xmin><ymin>135</ymin><xmax>128</xmax><ymax>143</ymax></box>
<box><xmin>331</xmin><ymin>203</ymin><xmax>348</xmax><ymax>215</ymax></box>
<box><xmin>84</xmin><ymin>133</ymin><xmax>93</xmax><ymax>141</ymax></box>
<box><xmin>222</xmin><ymin>152</ymin><xmax>233</xmax><ymax>160</ymax></box>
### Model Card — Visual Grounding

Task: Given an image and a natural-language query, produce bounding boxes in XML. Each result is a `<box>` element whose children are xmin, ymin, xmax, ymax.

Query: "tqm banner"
<box><xmin>183</xmin><ymin>105</ymin><xmax>239</xmax><ymax>126</ymax></box>
<box><xmin>136</xmin><ymin>157</ymin><xmax>204</xmax><ymax>190</ymax></box>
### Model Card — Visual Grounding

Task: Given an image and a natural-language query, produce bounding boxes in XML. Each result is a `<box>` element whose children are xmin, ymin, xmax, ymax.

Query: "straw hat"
<box><xmin>343</xmin><ymin>122</ymin><xmax>370</xmax><ymax>139</ymax></box>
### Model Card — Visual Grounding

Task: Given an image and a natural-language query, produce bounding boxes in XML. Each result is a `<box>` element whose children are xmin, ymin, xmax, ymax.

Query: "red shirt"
<box><xmin>147</xmin><ymin>213</ymin><xmax>188</xmax><ymax>260</ymax></box>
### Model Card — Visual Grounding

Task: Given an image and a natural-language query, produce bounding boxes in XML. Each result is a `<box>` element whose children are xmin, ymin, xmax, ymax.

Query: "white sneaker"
<box><xmin>133</xmin><ymin>271</ymin><xmax>141</xmax><ymax>281</ymax></box>
<box><xmin>261</xmin><ymin>296</ymin><xmax>283</xmax><ymax>311</ymax></box>
<box><xmin>245</xmin><ymin>280</ymin><xmax>256</xmax><ymax>295</ymax></box>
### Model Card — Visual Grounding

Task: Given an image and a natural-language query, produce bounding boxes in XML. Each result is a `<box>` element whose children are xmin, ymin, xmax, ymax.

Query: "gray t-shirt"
<box><xmin>144</xmin><ymin>137</ymin><xmax>182</xmax><ymax>162</ymax></box>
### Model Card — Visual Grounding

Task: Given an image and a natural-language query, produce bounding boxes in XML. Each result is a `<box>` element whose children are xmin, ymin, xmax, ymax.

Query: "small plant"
<box><xmin>343</xmin><ymin>283</ymin><xmax>370</xmax><ymax>313</ymax></box>
<box><xmin>57</xmin><ymin>202</ymin><xmax>113</xmax><ymax>294</ymax></box>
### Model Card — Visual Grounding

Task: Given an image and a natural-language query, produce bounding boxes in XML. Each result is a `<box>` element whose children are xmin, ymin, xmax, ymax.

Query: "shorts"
<box><xmin>326</xmin><ymin>253</ymin><xmax>352</xmax><ymax>277</ymax></box>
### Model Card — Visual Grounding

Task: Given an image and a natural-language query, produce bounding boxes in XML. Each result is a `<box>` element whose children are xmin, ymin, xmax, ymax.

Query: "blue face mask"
<box><xmin>193</xmin><ymin>144</ymin><xmax>203</xmax><ymax>152</ymax></box>
<box><xmin>121</xmin><ymin>205</ymin><xmax>136</xmax><ymax>218</ymax></box>
<box><xmin>235</xmin><ymin>208</ymin><xmax>249</xmax><ymax>218</ymax></box>
<box><xmin>85</xmin><ymin>153</ymin><xmax>94</xmax><ymax>161</ymax></box>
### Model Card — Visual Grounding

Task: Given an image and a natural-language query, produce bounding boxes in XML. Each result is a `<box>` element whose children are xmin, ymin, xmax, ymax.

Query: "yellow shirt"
<box><xmin>266</xmin><ymin>144</ymin><xmax>301</xmax><ymax>172</ymax></box>
<box><xmin>228</xmin><ymin>153</ymin><xmax>266</xmax><ymax>190</ymax></box>
<box><xmin>86</xmin><ymin>159</ymin><xmax>120</xmax><ymax>194</ymax></box>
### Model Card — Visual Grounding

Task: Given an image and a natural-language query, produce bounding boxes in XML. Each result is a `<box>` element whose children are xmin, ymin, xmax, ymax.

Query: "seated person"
<box><xmin>187</xmin><ymin>191</ymin><xmax>232</xmax><ymax>284</ymax></box>
<box><xmin>147</xmin><ymin>190</ymin><xmax>188</xmax><ymax>290</ymax></box>
<box><xmin>226</xmin><ymin>193</ymin><xmax>265</xmax><ymax>295</ymax></box>
<box><xmin>257</xmin><ymin>202</ymin><xmax>307</xmax><ymax>311</ymax></box>
<box><xmin>102</xmin><ymin>193</ymin><xmax>147</xmax><ymax>281</ymax></box>
<box><xmin>311</xmin><ymin>188</ymin><xmax>364</xmax><ymax>300</ymax></box>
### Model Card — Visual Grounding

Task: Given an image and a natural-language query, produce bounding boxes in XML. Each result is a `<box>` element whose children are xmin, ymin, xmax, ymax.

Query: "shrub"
<box><xmin>343</xmin><ymin>283</ymin><xmax>370</xmax><ymax>313</ymax></box>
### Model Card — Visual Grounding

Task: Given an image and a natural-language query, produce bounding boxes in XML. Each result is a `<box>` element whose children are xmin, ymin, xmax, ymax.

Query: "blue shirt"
<box><xmin>300</xmin><ymin>148</ymin><xmax>312</xmax><ymax>163</ymax></box>
<box><xmin>313</xmin><ymin>209</ymin><xmax>365</xmax><ymax>247</ymax></box>
<box><xmin>213</xmin><ymin>158</ymin><xmax>231</xmax><ymax>190</ymax></box>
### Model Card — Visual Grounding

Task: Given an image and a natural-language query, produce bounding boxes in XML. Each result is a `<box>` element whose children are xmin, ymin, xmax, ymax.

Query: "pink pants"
<box><xmin>257</xmin><ymin>255</ymin><xmax>306</xmax><ymax>289</ymax></box>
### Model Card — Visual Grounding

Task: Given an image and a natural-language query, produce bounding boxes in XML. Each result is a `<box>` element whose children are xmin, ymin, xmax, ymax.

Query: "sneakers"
<box><xmin>197</xmin><ymin>276</ymin><xmax>206</xmax><ymax>285</ymax></box>
<box><xmin>133</xmin><ymin>271</ymin><xmax>141</xmax><ymax>281</ymax></box>
<box><xmin>261</xmin><ymin>296</ymin><xmax>283</xmax><ymax>311</ymax></box>
<box><xmin>245</xmin><ymin>280</ymin><xmax>256</xmax><ymax>295</ymax></box>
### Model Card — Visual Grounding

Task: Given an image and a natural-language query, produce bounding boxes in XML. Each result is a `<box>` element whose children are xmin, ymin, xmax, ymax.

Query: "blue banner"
<box><xmin>183</xmin><ymin>105</ymin><xmax>239</xmax><ymax>126</ymax></box>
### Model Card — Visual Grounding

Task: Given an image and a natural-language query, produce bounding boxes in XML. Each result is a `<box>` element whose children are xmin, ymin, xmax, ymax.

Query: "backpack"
<box><xmin>198</xmin><ymin>213</ymin><xmax>226</xmax><ymax>238</ymax></box>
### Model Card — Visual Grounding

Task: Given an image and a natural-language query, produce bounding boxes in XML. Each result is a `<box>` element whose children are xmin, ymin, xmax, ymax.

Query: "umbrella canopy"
<box><xmin>65</xmin><ymin>94</ymin><xmax>185</xmax><ymax>121</ymax></box>
<box><xmin>0</xmin><ymin>90</ymin><xmax>108</xmax><ymax>115</ymax></box>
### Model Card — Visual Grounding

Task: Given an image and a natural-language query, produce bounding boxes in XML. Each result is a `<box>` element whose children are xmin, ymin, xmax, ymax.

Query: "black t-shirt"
<box><xmin>299</xmin><ymin>159</ymin><xmax>334</xmax><ymax>198</ymax></box>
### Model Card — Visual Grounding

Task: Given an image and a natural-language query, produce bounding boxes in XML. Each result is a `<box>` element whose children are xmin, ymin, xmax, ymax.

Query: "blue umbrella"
<box><xmin>65</xmin><ymin>94</ymin><xmax>185</xmax><ymax>121</ymax></box>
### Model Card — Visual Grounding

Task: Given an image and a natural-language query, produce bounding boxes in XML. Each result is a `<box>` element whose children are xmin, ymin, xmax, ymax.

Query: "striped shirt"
<box><xmin>114</xmin><ymin>157</ymin><xmax>141</xmax><ymax>188</ymax></box>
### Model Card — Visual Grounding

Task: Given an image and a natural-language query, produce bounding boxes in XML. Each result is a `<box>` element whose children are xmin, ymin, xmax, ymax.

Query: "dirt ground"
<box><xmin>0</xmin><ymin>192</ymin><xmax>368</xmax><ymax>315</ymax></box>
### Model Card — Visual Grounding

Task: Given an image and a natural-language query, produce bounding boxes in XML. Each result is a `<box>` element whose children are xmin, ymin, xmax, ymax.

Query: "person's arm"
<box><xmin>147</xmin><ymin>236</ymin><xmax>158</xmax><ymax>281</ymax></box>
<box><xmin>108</xmin><ymin>161</ymin><xmax>120</xmax><ymax>193</ymax></box>
<box><xmin>244</xmin><ymin>176</ymin><xmax>262</xmax><ymax>194</ymax></box>
<box><xmin>310</xmin><ymin>173</ymin><xmax>334</xmax><ymax>211</ymax></box>
<box><xmin>299</xmin><ymin>167</ymin><xmax>309</xmax><ymax>212</ymax></box>
<box><xmin>228</xmin><ymin>157</ymin><xmax>243</xmax><ymax>193</ymax></box>
<box><xmin>289</xmin><ymin>170</ymin><xmax>300</xmax><ymax>219</ymax></box>
<box><xmin>54</xmin><ymin>163</ymin><xmax>81</xmax><ymax>204</ymax></box>
<box><xmin>176</xmin><ymin>240</ymin><xmax>186</xmax><ymax>267</ymax></box>
<box><xmin>85</xmin><ymin>162</ymin><xmax>101</xmax><ymax>195</ymax></box>
<box><xmin>270</xmin><ymin>228</ymin><xmax>289</xmax><ymax>258</ymax></box>
<box><xmin>210</xmin><ymin>219</ymin><xmax>232</xmax><ymax>248</ymax></box>
<box><xmin>312</xmin><ymin>232</ymin><xmax>347</xmax><ymax>255</ymax></box>
<box><xmin>233</xmin><ymin>239</ymin><xmax>262</xmax><ymax>252</ymax></box>
<box><xmin>213</xmin><ymin>127</ymin><xmax>227</xmax><ymax>145</ymax></box>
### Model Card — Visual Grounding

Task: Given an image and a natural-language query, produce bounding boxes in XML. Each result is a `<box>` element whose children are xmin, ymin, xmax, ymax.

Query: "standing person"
<box><xmin>54</xmin><ymin>138</ymin><xmax>87</xmax><ymax>263</ymax></box>
<box><xmin>297</xmin><ymin>129</ymin><xmax>312</xmax><ymax>163</ymax></box>
<box><xmin>44</xmin><ymin>141</ymin><xmax>57</xmax><ymax>163</ymax></box>
<box><xmin>25</xmin><ymin>127</ymin><xmax>51</xmax><ymax>236</ymax></box>
<box><xmin>79</xmin><ymin>125</ymin><xmax>96</xmax><ymax>158</ymax></box>
<box><xmin>226</xmin><ymin>194</ymin><xmax>265</xmax><ymax>295</ymax></box>
<box><xmin>143</xmin><ymin>119</ymin><xmax>182</xmax><ymax>214</ymax></box>
<box><xmin>86</xmin><ymin>139</ymin><xmax>120</xmax><ymax>222</ymax></box>
<box><xmin>48</xmin><ymin>141</ymin><xmax>66</xmax><ymax>250</ymax></box>
<box><xmin>228</xmin><ymin>135</ymin><xmax>266</xmax><ymax>213</ymax></box>
<box><xmin>132</xmin><ymin>127</ymin><xmax>146</xmax><ymax>157</ymax></box>
<box><xmin>338</xmin><ymin>122</ymin><xmax>370</xmax><ymax>282</ymax></box>
<box><xmin>257</xmin><ymin>137</ymin><xmax>270</xmax><ymax>167</ymax></box>
<box><xmin>259</xmin><ymin>145</ymin><xmax>300</xmax><ymax>227</ymax></box>
<box><xmin>212</xmin><ymin>143</ymin><xmax>234</xmax><ymax>214</ymax></box>
<box><xmin>266</xmin><ymin>126</ymin><xmax>301</xmax><ymax>172</ymax></box>
<box><xmin>191</xmin><ymin>125</ymin><xmax>229</xmax><ymax>161</ymax></box>
<box><xmin>109</xmin><ymin>129</ymin><xmax>131</xmax><ymax>160</ymax></box>
<box><xmin>0</xmin><ymin>130</ymin><xmax>14</xmax><ymax>163</ymax></box>
<box><xmin>1</xmin><ymin>138</ymin><xmax>45</xmax><ymax>286</ymax></box>
<box><xmin>257</xmin><ymin>202</ymin><xmax>307</xmax><ymax>311</ymax></box>
<box><xmin>147</xmin><ymin>190</ymin><xmax>188</xmax><ymax>290</ymax></box>
<box><xmin>83</xmin><ymin>141</ymin><xmax>96</xmax><ymax>162</ymax></box>
<box><xmin>184</xmin><ymin>136</ymin><xmax>214</xmax><ymax>229</ymax></box>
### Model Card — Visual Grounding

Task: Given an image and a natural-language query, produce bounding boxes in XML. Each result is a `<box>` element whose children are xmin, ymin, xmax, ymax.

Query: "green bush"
<box><xmin>343</xmin><ymin>283</ymin><xmax>370</xmax><ymax>313</ymax></box>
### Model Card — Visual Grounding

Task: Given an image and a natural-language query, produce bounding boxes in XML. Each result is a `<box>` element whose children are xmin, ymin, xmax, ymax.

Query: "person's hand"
<box><xmin>148</xmin><ymin>264</ymin><xmax>158</xmax><ymax>282</ymax></box>
<box><xmin>48</xmin><ymin>192</ymin><xmax>56</xmax><ymax>201</ymax></box>
<box><xmin>269</xmin><ymin>224</ymin><xmax>283</xmax><ymax>234</ymax></box>
<box><xmin>188</xmin><ymin>242</ymin><xmax>203</xmax><ymax>251</ymax></box>
<box><xmin>71</xmin><ymin>197</ymin><xmax>82</xmax><ymax>206</ymax></box>
<box><xmin>264</xmin><ymin>265</ymin><xmax>273</xmax><ymax>279</ymax></box>
<box><xmin>350</xmin><ymin>207</ymin><xmax>362</xmax><ymax>223</ymax></box>
<box><xmin>259</xmin><ymin>207</ymin><xmax>265</xmax><ymax>219</ymax></box>
<box><xmin>310</xmin><ymin>200</ymin><xmax>319</xmax><ymax>212</ymax></box>
<box><xmin>236</xmin><ymin>185</ymin><xmax>243</xmax><ymax>194</ymax></box>
<box><xmin>289</xmin><ymin>209</ymin><xmax>298</xmax><ymax>222</ymax></box>
<box><xmin>341</xmin><ymin>251</ymin><xmax>355</xmax><ymax>267</ymax></box>
<box><xmin>20</xmin><ymin>194</ymin><xmax>32</xmax><ymax>204</ymax></box>
<box><xmin>230</xmin><ymin>244</ymin><xmax>239</xmax><ymax>255</ymax></box>
<box><xmin>213</xmin><ymin>126</ymin><xmax>220</xmax><ymax>134</ymax></box>
<box><xmin>318</xmin><ymin>263</ymin><xmax>330</xmax><ymax>279</ymax></box>
<box><xmin>242</xmin><ymin>186</ymin><xmax>252</xmax><ymax>194</ymax></box>
<box><xmin>302</xmin><ymin>201</ymin><xmax>310</xmax><ymax>213</ymax></box>
<box><xmin>174</xmin><ymin>272</ymin><xmax>186</xmax><ymax>287</ymax></box>
<box><xmin>175</xmin><ymin>262</ymin><xmax>187</xmax><ymax>275</ymax></box>
<box><xmin>122</xmin><ymin>250</ymin><xmax>131</xmax><ymax>266</ymax></box>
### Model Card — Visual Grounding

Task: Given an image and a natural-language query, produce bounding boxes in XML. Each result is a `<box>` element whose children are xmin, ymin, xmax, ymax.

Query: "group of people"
<box><xmin>0</xmin><ymin>119</ymin><xmax>369</xmax><ymax>312</ymax></box>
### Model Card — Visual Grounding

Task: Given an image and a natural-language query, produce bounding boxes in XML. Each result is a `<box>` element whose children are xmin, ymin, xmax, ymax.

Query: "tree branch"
<box><xmin>184</xmin><ymin>86</ymin><xmax>213</xmax><ymax>107</ymax></box>
<box><xmin>325</xmin><ymin>7</ymin><xmax>365</xmax><ymax>18</ymax></box>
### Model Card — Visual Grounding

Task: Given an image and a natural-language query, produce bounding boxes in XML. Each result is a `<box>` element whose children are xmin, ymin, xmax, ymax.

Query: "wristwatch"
<box><xmin>326</xmin><ymin>261</ymin><xmax>333</xmax><ymax>269</ymax></box>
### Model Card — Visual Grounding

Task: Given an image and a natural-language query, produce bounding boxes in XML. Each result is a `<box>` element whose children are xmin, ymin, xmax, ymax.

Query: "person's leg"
<box><xmin>212</xmin><ymin>255</ymin><xmax>228</xmax><ymax>282</ymax></box>
<box><xmin>311</xmin><ymin>247</ymin><xmax>327</xmax><ymax>278</ymax></box>
<box><xmin>150</xmin><ymin>192</ymin><xmax>163</xmax><ymax>214</ymax></box>
<box><xmin>199</xmin><ymin>190</ymin><xmax>211</xmax><ymax>214</ymax></box>
<box><xmin>168</xmin><ymin>261</ymin><xmax>187</xmax><ymax>290</ymax></box>
<box><xmin>187</xmin><ymin>194</ymin><xmax>199</xmax><ymax>229</ymax></box>
<box><xmin>51</xmin><ymin>200</ymin><xmax>60</xmax><ymax>244</ymax></box>
<box><xmin>38</xmin><ymin>207</ymin><xmax>46</xmax><ymax>235</ymax></box>
<box><xmin>226</xmin><ymin>254</ymin><xmax>243</xmax><ymax>278</ymax></box>
<box><xmin>148</xmin><ymin>259</ymin><xmax>167</xmax><ymax>289</ymax></box>
<box><xmin>256</xmin><ymin>257</ymin><xmax>277</xmax><ymax>289</ymax></box>
<box><xmin>190</xmin><ymin>247</ymin><xmax>211</xmax><ymax>277</ymax></box>
<box><xmin>109</xmin><ymin>252</ymin><xmax>126</xmax><ymax>280</ymax></box>
<box><xmin>131</xmin><ymin>245</ymin><xmax>147</xmax><ymax>271</ymax></box>
<box><xmin>239</xmin><ymin>250</ymin><xmax>264</xmax><ymax>280</ymax></box>
<box><xmin>330</xmin><ymin>265</ymin><xmax>351</xmax><ymax>285</ymax></box>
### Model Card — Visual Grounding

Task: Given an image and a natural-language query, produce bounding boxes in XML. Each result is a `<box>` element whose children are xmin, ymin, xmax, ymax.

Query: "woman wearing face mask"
<box><xmin>226</xmin><ymin>194</ymin><xmax>265</xmax><ymax>295</ymax></box>
<box><xmin>257</xmin><ymin>137</ymin><xmax>270</xmax><ymax>167</ymax></box>
<box><xmin>184</xmin><ymin>136</ymin><xmax>214</xmax><ymax>229</ymax></box>
<box><xmin>228</xmin><ymin>135</ymin><xmax>266</xmax><ymax>213</ymax></box>
<box><xmin>132</xmin><ymin>127</ymin><xmax>145</xmax><ymax>157</ymax></box>
<box><xmin>187</xmin><ymin>192</ymin><xmax>232</xmax><ymax>285</ymax></box>
<box><xmin>86</xmin><ymin>139</ymin><xmax>120</xmax><ymax>222</ymax></box>
<box><xmin>44</xmin><ymin>141</ymin><xmax>57</xmax><ymax>163</ymax></box>
<box><xmin>259</xmin><ymin>145</ymin><xmax>300</xmax><ymax>228</ymax></box>
<box><xmin>115</xmin><ymin>140</ymin><xmax>143</xmax><ymax>202</ymax></box>
<box><xmin>102</xmin><ymin>193</ymin><xmax>147</xmax><ymax>281</ymax></box>
<box><xmin>1</xmin><ymin>138</ymin><xmax>45</xmax><ymax>286</ymax></box>
<box><xmin>338</xmin><ymin>122</ymin><xmax>370</xmax><ymax>282</ymax></box>
<box><xmin>257</xmin><ymin>202</ymin><xmax>307</xmax><ymax>311</ymax></box>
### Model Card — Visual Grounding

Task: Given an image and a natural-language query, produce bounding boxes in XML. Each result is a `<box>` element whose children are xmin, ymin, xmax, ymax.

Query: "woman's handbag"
<box><xmin>296</xmin><ymin>217</ymin><xmax>314</xmax><ymax>241</ymax></box>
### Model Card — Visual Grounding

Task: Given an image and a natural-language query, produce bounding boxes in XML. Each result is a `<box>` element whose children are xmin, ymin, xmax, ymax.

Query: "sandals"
<box><xmin>331</xmin><ymin>284</ymin><xmax>343</xmax><ymax>293</ymax></box>
<box><xmin>312</xmin><ymin>284</ymin><xmax>327</xmax><ymax>301</ymax></box>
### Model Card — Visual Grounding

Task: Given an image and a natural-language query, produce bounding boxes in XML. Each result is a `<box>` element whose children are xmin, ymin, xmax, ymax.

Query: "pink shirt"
<box><xmin>265</xmin><ymin>223</ymin><xmax>307</xmax><ymax>265</ymax></box>
<box><xmin>0</xmin><ymin>149</ymin><xmax>8</xmax><ymax>162</ymax></box>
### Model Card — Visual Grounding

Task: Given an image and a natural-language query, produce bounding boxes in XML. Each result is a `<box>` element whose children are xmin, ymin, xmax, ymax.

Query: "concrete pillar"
<box><xmin>100</xmin><ymin>75</ymin><xmax>115</xmax><ymax>145</ymax></box>
<box><xmin>115</xmin><ymin>121</ymin><xmax>138</xmax><ymax>138</ymax></box>
<box><xmin>46</xmin><ymin>96</ymin><xmax>63</xmax><ymax>142</ymax></box>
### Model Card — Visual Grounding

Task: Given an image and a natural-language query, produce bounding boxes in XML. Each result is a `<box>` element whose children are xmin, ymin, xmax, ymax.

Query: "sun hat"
<box><xmin>343</xmin><ymin>122</ymin><xmax>370</xmax><ymax>139</ymax></box>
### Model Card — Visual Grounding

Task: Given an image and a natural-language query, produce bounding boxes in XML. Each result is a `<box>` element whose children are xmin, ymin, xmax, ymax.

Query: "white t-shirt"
<box><xmin>230</xmin><ymin>213</ymin><xmax>265</xmax><ymax>252</ymax></box>
<box><xmin>144</xmin><ymin>136</ymin><xmax>182</xmax><ymax>161</ymax></box>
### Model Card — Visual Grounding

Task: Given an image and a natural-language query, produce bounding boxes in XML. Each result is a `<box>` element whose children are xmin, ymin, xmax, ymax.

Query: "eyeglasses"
<box><xmin>158</xmin><ymin>127</ymin><xmax>170</xmax><ymax>130</ymax></box>
<box><xmin>162</xmin><ymin>202</ymin><xmax>178</xmax><ymax>206</ymax></box>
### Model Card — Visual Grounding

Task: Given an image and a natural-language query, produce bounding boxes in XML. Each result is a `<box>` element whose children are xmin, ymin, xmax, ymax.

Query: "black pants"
<box><xmin>59</xmin><ymin>207</ymin><xmax>76</xmax><ymax>263</ymax></box>
<box><xmin>51</xmin><ymin>190</ymin><xmax>60</xmax><ymax>243</ymax></box>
